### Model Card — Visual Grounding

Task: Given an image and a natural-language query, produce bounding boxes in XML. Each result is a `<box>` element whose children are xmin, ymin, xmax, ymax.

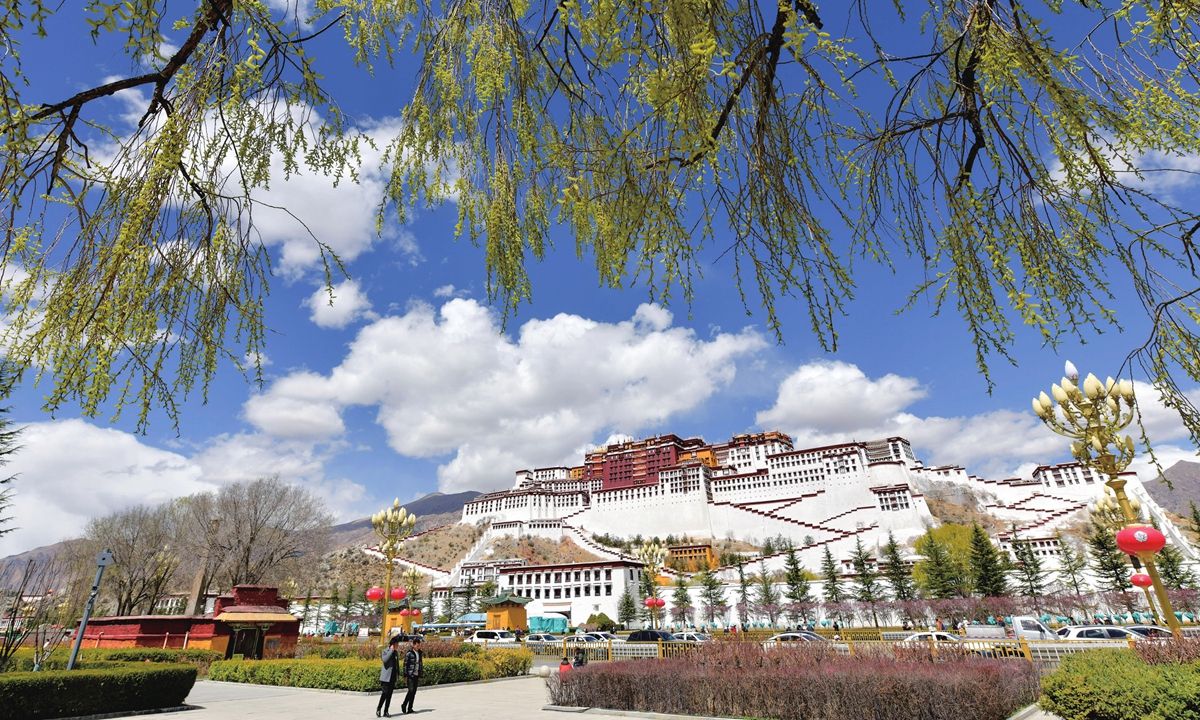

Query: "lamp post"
<box><xmin>637</xmin><ymin>542</ymin><xmax>665</xmax><ymax>629</ymax></box>
<box><xmin>372</xmin><ymin>499</ymin><xmax>417</xmax><ymax>642</ymax></box>
<box><xmin>1032</xmin><ymin>362</ymin><xmax>1182</xmax><ymax>637</ymax></box>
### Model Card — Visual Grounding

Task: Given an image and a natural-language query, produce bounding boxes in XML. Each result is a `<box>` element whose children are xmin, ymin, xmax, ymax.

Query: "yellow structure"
<box><xmin>667</xmin><ymin>544</ymin><xmax>716</xmax><ymax>572</ymax></box>
<box><xmin>482</xmin><ymin>591</ymin><xmax>531</xmax><ymax>630</ymax></box>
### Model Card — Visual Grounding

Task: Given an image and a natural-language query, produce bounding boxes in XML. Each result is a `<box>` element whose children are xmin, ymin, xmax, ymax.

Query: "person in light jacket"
<box><xmin>400</xmin><ymin>636</ymin><xmax>424</xmax><ymax>714</ymax></box>
<box><xmin>377</xmin><ymin>635</ymin><xmax>402</xmax><ymax>717</ymax></box>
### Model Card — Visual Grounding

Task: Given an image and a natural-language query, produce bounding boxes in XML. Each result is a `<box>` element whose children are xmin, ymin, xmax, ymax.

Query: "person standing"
<box><xmin>399</xmin><ymin>636</ymin><xmax>424</xmax><ymax>714</ymax></box>
<box><xmin>377</xmin><ymin>635</ymin><xmax>402</xmax><ymax>717</ymax></box>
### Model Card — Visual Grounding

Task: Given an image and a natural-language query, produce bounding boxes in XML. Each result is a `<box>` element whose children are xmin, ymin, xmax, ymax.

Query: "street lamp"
<box><xmin>1032</xmin><ymin>363</ymin><xmax>1182</xmax><ymax>637</ymax></box>
<box><xmin>372</xmin><ymin>499</ymin><xmax>417</xmax><ymax>642</ymax></box>
<box><xmin>637</xmin><ymin>542</ymin><xmax>665</xmax><ymax>629</ymax></box>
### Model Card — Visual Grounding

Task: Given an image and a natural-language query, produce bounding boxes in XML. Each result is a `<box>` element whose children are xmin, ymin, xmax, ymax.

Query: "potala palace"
<box><xmin>384</xmin><ymin>431</ymin><xmax>1197</xmax><ymax>626</ymax></box>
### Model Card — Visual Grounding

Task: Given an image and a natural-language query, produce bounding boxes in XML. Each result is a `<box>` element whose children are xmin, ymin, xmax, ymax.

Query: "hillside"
<box><xmin>328</xmin><ymin>491</ymin><xmax>480</xmax><ymax>552</ymax></box>
<box><xmin>487</xmin><ymin>535</ymin><xmax>601</xmax><ymax>565</ymax></box>
<box><xmin>1145</xmin><ymin>460</ymin><xmax>1200</xmax><ymax>517</ymax></box>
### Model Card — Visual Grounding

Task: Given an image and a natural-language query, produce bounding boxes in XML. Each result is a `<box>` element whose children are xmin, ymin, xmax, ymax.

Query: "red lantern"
<box><xmin>1131</xmin><ymin>573</ymin><xmax>1153</xmax><ymax>588</ymax></box>
<box><xmin>643</xmin><ymin>598</ymin><xmax>654</xmax><ymax>607</ymax></box>
<box><xmin>391</xmin><ymin>587</ymin><xmax>408</xmax><ymax>601</ymax></box>
<box><xmin>412</xmin><ymin>608</ymin><xmax>422</xmax><ymax>616</ymax></box>
<box><xmin>366</xmin><ymin>587</ymin><xmax>384</xmax><ymax>602</ymax></box>
<box><xmin>655</xmin><ymin>598</ymin><xmax>666</xmax><ymax>608</ymax></box>
<box><xmin>399</xmin><ymin>609</ymin><xmax>410</xmax><ymax>616</ymax></box>
<box><xmin>1116</xmin><ymin>525</ymin><xmax>1167</xmax><ymax>555</ymax></box>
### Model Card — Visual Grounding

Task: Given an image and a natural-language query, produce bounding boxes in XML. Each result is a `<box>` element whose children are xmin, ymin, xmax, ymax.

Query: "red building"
<box><xmin>79</xmin><ymin>585</ymin><xmax>299</xmax><ymax>659</ymax></box>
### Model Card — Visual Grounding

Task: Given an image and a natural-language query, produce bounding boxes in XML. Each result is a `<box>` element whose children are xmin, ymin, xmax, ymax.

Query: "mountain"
<box><xmin>1144</xmin><ymin>460</ymin><xmax>1200</xmax><ymax>518</ymax></box>
<box><xmin>328</xmin><ymin>491</ymin><xmax>480</xmax><ymax>551</ymax></box>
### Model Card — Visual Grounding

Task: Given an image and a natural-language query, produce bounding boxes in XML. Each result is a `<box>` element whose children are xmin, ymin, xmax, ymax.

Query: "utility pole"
<box><xmin>67</xmin><ymin>550</ymin><xmax>112</xmax><ymax>670</ymax></box>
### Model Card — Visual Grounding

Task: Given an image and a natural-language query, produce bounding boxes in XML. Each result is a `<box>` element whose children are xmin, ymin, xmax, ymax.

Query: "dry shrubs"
<box><xmin>1133</xmin><ymin>637</ymin><xmax>1200</xmax><ymax>665</ymax></box>
<box><xmin>549</xmin><ymin>642</ymin><xmax>1038</xmax><ymax>720</ymax></box>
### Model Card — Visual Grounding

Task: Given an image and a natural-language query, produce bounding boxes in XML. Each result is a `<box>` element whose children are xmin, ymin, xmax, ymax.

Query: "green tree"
<box><xmin>343</xmin><ymin>582</ymin><xmax>356</xmax><ymax>620</ymax></box>
<box><xmin>756</xmin><ymin>570</ymin><xmax>781</xmax><ymax>628</ymax></box>
<box><xmin>782</xmin><ymin>546</ymin><xmax>814</xmax><ymax>623</ymax></box>
<box><xmin>968</xmin><ymin>524</ymin><xmax>1008</xmax><ymax>598</ymax></box>
<box><xmin>1056</xmin><ymin>532</ymin><xmax>1091</xmax><ymax>603</ymax></box>
<box><xmin>915</xmin><ymin>536</ymin><xmax>962</xmax><ymax>600</ymax></box>
<box><xmin>1157</xmin><ymin>542</ymin><xmax>1198</xmax><ymax>590</ymax></box>
<box><xmin>617</xmin><ymin>588</ymin><xmax>638</xmax><ymax>629</ymax></box>
<box><xmin>463</xmin><ymin>577</ymin><xmax>477</xmax><ymax>613</ymax></box>
<box><xmin>696</xmin><ymin>566</ymin><xmax>727</xmax><ymax>626</ymax></box>
<box><xmin>300</xmin><ymin>589</ymin><xmax>314</xmax><ymax>630</ymax></box>
<box><xmin>479</xmin><ymin>578</ymin><xmax>498</xmax><ymax>603</ymax></box>
<box><xmin>1009</xmin><ymin>530</ymin><xmax>1048</xmax><ymax>611</ymax></box>
<box><xmin>849</xmin><ymin>537</ymin><xmax>885</xmax><ymax>627</ymax></box>
<box><xmin>0</xmin><ymin>387</ymin><xmax>22</xmax><ymax>538</ymax></box>
<box><xmin>820</xmin><ymin>546</ymin><xmax>843</xmax><ymax>604</ymax></box>
<box><xmin>1087</xmin><ymin>521</ymin><xmax>1133</xmax><ymax>594</ymax></box>
<box><xmin>880</xmin><ymin>532</ymin><xmax>915</xmax><ymax>602</ymax></box>
<box><xmin>670</xmin><ymin>575</ymin><xmax>694</xmax><ymax>626</ymax></box>
<box><xmin>7</xmin><ymin>3</ymin><xmax>1200</xmax><ymax>444</ymax></box>
<box><xmin>1189</xmin><ymin>502</ymin><xmax>1200</xmax><ymax>547</ymax></box>
<box><xmin>329</xmin><ymin>585</ymin><xmax>342</xmax><ymax>628</ymax></box>
<box><xmin>736</xmin><ymin>563</ymin><xmax>754</xmax><ymax>624</ymax></box>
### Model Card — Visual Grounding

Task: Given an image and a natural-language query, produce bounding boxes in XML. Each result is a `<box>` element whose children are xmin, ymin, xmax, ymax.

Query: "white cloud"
<box><xmin>434</xmin><ymin>284</ymin><xmax>457</xmax><ymax>298</ymax></box>
<box><xmin>0</xmin><ymin>420</ymin><xmax>368</xmax><ymax>558</ymax></box>
<box><xmin>304</xmin><ymin>280</ymin><xmax>377</xmax><ymax>329</ymax></box>
<box><xmin>246</xmin><ymin>300</ymin><xmax>766</xmax><ymax>491</ymax></box>
<box><xmin>757</xmin><ymin>361</ymin><xmax>1200</xmax><ymax>480</ymax></box>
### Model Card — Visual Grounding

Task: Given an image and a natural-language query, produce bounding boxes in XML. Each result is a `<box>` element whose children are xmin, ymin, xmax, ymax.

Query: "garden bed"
<box><xmin>0</xmin><ymin>662</ymin><xmax>197</xmax><ymax>720</ymax></box>
<box><xmin>548</xmin><ymin>643</ymin><xmax>1038</xmax><ymax>720</ymax></box>
<box><xmin>1040</xmin><ymin>644</ymin><xmax>1200</xmax><ymax>720</ymax></box>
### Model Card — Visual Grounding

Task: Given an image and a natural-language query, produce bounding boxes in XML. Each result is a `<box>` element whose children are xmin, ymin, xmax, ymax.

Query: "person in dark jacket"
<box><xmin>399</xmin><ymin>636</ymin><xmax>424</xmax><ymax>714</ymax></box>
<box><xmin>377</xmin><ymin>635</ymin><xmax>402</xmax><ymax>717</ymax></box>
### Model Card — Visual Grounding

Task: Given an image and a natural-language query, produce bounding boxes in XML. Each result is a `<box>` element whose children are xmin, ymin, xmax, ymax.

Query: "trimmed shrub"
<box><xmin>455</xmin><ymin>642</ymin><xmax>483</xmax><ymax>659</ymax></box>
<box><xmin>1040</xmin><ymin>649</ymin><xmax>1200</xmax><ymax>720</ymax></box>
<box><xmin>2</xmin><ymin>647</ymin><xmax>222</xmax><ymax>675</ymax></box>
<box><xmin>0</xmin><ymin>663</ymin><xmax>196</xmax><ymax>720</ymax></box>
<box><xmin>549</xmin><ymin>642</ymin><xmax>1038</xmax><ymax>720</ymax></box>
<box><xmin>420</xmin><ymin>640</ymin><xmax>464</xmax><ymax>658</ymax></box>
<box><xmin>209</xmin><ymin>657</ymin><xmax>485</xmax><ymax>691</ymax></box>
<box><xmin>480</xmin><ymin>648</ymin><xmax>533</xmax><ymax>679</ymax></box>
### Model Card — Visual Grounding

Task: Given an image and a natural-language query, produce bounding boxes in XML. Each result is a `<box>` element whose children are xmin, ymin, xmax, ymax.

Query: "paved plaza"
<box><xmin>168</xmin><ymin>676</ymin><xmax>1061</xmax><ymax>720</ymax></box>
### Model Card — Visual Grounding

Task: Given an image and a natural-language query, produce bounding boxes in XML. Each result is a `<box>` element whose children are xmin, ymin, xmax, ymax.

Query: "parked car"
<box><xmin>1126</xmin><ymin>625</ymin><xmax>1173</xmax><ymax>638</ymax></box>
<box><xmin>898</xmin><ymin>632</ymin><xmax>962</xmax><ymax>644</ymax></box>
<box><xmin>1056</xmin><ymin>626</ymin><xmax>1142</xmax><ymax>640</ymax></box>
<box><xmin>674</xmin><ymin>632</ymin><xmax>713</xmax><ymax>643</ymax></box>
<box><xmin>586</xmin><ymin>632</ymin><xmax>623</xmax><ymax>643</ymax></box>
<box><xmin>566</xmin><ymin>634</ymin><xmax>602</xmax><ymax>642</ymax></box>
<box><xmin>626</xmin><ymin>629</ymin><xmax>677</xmax><ymax>642</ymax></box>
<box><xmin>523</xmin><ymin>633</ymin><xmax>560</xmax><ymax>646</ymax></box>
<box><xmin>763</xmin><ymin>631</ymin><xmax>827</xmax><ymax>647</ymax></box>
<box><xmin>1010</xmin><ymin>616</ymin><xmax>1058</xmax><ymax>641</ymax></box>
<box><xmin>467</xmin><ymin>629</ymin><xmax>516</xmax><ymax>643</ymax></box>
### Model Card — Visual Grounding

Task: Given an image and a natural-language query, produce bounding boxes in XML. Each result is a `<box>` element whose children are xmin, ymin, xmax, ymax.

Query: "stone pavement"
<box><xmin>172</xmin><ymin>676</ymin><xmax>548</xmax><ymax>720</ymax></box>
<box><xmin>169</xmin><ymin>677</ymin><xmax>1062</xmax><ymax>720</ymax></box>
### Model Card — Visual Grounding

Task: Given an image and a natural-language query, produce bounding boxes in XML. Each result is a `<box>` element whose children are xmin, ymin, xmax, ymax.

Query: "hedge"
<box><xmin>550</xmin><ymin>642</ymin><xmax>1038</xmax><ymax>720</ymax></box>
<box><xmin>0</xmin><ymin>663</ymin><xmax>197</xmax><ymax>720</ymax></box>
<box><xmin>210</xmin><ymin>657</ymin><xmax>484</xmax><ymax>691</ymax></box>
<box><xmin>1040</xmin><ymin>649</ymin><xmax>1200</xmax><ymax>720</ymax></box>
<box><xmin>2</xmin><ymin>647</ymin><xmax>223</xmax><ymax>675</ymax></box>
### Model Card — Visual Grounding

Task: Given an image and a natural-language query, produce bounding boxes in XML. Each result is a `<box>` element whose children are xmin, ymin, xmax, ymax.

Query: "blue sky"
<box><xmin>2</xmin><ymin>1</ymin><xmax>1198</xmax><ymax>556</ymax></box>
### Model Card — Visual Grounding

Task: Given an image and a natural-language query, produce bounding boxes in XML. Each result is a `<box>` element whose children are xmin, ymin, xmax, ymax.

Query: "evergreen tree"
<box><xmin>343</xmin><ymin>582</ymin><xmax>357</xmax><ymax>620</ymax></box>
<box><xmin>756</xmin><ymin>570</ymin><xmax>781</xmax><ymax>627</ymax></box>
<box><xmin>880</xmin><ymin>532</ymin><xmax>915</xmax><ymax>602</ymax></box>
<box><xmin>1055</xmin><ymin>532</ymin><xmax>1091</xmax><ymax>619</ymax></box>
<box><xmin>463</xmin><ymin>577</ymin><xmax>477</xmax><ymax>613</ymax></box>
<box><xmin>1009</xmin><ymin>529</ymin><xmax>1048</xmax><ymax>609</ymax></box>
<box><xmin>968</xmin><ymin>524</ymin><xmax>1008</xmax><ymax>597</ymax></box>
<box><xmin>479</xmin><ymin>578</ymin><xmax>498</xmax><ymax>602</ymax></box>
<box><xmin>821</xmin><ymin>545</ymin><xmax>844</xmax><ymax>603</ymax></box>
<box><xmin>617</xmin><ymin>588</ymin><xmax>638</xmax><ymax>628</ymax></box>
<box><xmin>917</xmin><ymin>536</ymin><xmax>960</xmax><ymax>599</ymax></box>
<box><xmin>329</xmin><ymin>585</ymin><xmax>342</xmax><ymax>628</ymax></box>
<box><xmin>783</xmin><ymin>546</ymin><xmax>815</xmax><ymax>623</ymax></box>
<box><xmin>697</xmin><ymin>567</ymin><xmax>727</xmax><ymax>625</ymax></box>
<box><xmin>849</xmin><ymin>537</ymin><xmax>885</xmax><ymax>626</ymax></box>
<box><xmin>1157</xmin><ymin>542</ymin><xmax>1198</xmax><ymax>590</ymax></box>
<box><xmin>670</xmin><ymin>574</ymin><xmax>694</xmax><ymax>626</ymax></box>
<box><xmin>736</xmin><ymin>563</ymin><xmax>754</xmax><ymax>624</ymax></box>
<box><xmin>1087</xmin><ymin>520</ymin><xmax>1133</xmax><ymax>593</ymax></box>
<box><xmin>301</xmin><ymin>589</ymin><xmax>313</xmax><ymax>631</ymax></box>
<box><xmin>1189</xmin><ymin>501</ymin><xmax>1200</xmax><ymax>545</ymax></box>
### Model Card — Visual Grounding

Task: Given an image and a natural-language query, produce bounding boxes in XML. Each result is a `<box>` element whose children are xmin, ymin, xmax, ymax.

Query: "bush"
<box><xmin>548</xmin><ymin>643</ymin><xmax>1038</xmax><ymax>720</ymax></box>
<box><xmin>1040</xmin><ymin>649</ymin><xmax>1200</xmax><ymax>720</ymax></box>
<box><xmin>420</xmin><ymin>640</ymin><xmax>465</xmax><ymax>658</ymax></box>
<box><xmin>209</xmin><ymin>657</ymin><xmax>484</xmax><ymax>691</ymax></box>
<box><xmin>480</xmin><ymin>648</ymin><xmax>533</xmax><ymax>679</ymax></box>
<box><xmin>2</xmin><ymin>647</ymin><xmax>222</xmax><ymax>675</ymax></box>
<box><xmin>294</xmin><ymin>641</ymin><xmax>379</xmax><ymax>660</ymax></box>
<box><xmin>455</xmin><ymin>642</ymin><xmax>483</xmax><ymax>659</ymax></box>
<box><xmin>0</xmin><ymin>663</ymin><xmax>196</xmax><ymax>720</ymax></box>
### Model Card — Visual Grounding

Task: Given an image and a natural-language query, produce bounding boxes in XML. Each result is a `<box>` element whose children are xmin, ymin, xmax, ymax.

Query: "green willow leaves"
<box><xmin>5</xmin><ymin>0</ymin><xmax>1200</xmax><ymax>439</ymax></box>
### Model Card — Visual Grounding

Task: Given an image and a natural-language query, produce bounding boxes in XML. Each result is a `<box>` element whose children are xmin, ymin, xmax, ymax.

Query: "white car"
<box><xmin>899</xmin><ymin>632</ymin><xmax>962</xmax><ymax>644</ymax></box>
<box><xmin>1126</xmin><ymin>625</ymin><xmax>1173</xmax><ymax>639</ymax></box>
<box><xmin>763</xmin><ymin>631</ymin><xmax>827</xmax><ymax>648</ymax></box>
<box><xmin>586</xmin><ymin>632</ymin><xmax>623</xmax><ymax>643</ymax></box>
<box><xmin>467</xmin><ymin>629</ymin><xmax>516</xmax><ymax>643</ymax></box>
<box><xmin>1056</xmin><ymin>626</ymin><xmax>1141</xmax><ymax>640</ymax></box>
<box><xmin>674</xmin><ymin>632</ymin><xmax>713</xmax><ymax>643</ymax></box>
<box><xmin>523</xmin><ymin>633</ymin><xmax>560</xmax><ymax>646</ymax></box>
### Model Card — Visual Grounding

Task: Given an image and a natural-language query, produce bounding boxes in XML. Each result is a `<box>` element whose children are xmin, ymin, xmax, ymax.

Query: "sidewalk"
<box><xmin>173</xmin><ymin>676</ymin><xmax>547</xmax><ymax>720</ymax></box>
